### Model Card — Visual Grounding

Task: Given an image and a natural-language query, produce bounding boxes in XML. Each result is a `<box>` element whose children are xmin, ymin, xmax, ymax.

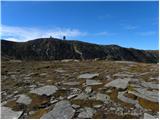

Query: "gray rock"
<box><xmin>70</xmin><ymin>88</ymin><xmax>81</xmax><ymax>95</ymax></box>
<box><xmin>117</xmin><ymin>91</ymin><xmax>137</xmax><ymax>105</ymax></box>
<box><xmin>41</xmin><ymin>100</ymin><xmax>75</xmax><ymax>119</ymax></box>
<box><xmin>128</xmin><ymin>88</ymin><xmax>158</xmax><ymax>102</ymax></box>
<box><xmin>40</xmin><ymin>73</ymin><xmax>47</xmax><ymax>76</ymax></box>
<box><xmin>50</xmin><ymin>99</ymin><xmax>58</xmax><ymax>104</ymax></box>
<box><xmin>93</xmin><ymin>104</ymin><xmax>102</xmax><ymax>108</ymax></box>
<box><xmin>16</xmin><ymin>94</ymin><xmax>32</xmax><ymax>105</ymax></box>
<box><xmin>61</xmin><ymin>59</ymin><xmax>73</xmax><ymax>62</ymax></box>
<box><xmin>78</xmin><ymin>107</ymin><xmax>96</xmax><ymax>118</ymax></box>
<box><xmin>96</xmin><ymin>93</ymin><xmax>109</xmax><ymax>103</ymax></box>
<box><xmin>144</xmin><ymin>113</ymin><xmax>156</xmax><ymax>119</ymax></box>
<box><xmin>140</xmin><ymin>81</ymin><xmax>158</xmax><ymax>89</ymax></box>
<box><xmin>1</xmin><ymin>107</ymin><xmax>23</xmax><ymax>119</ymax></box>
<box><xmin>113</xmin><ymin>73</ymin><xmax>134</xmax><ymax>78</ymax></box>
<box><xmin>86</xmin><ymin>80</ymin><xmax>102</xmax><ymax>86</ymax></box>
<box><xmin>105</xmin><ymin>78</ymin><xmax>130</xmax><ymax>90</ymax></box>
<box><xmin>30</xmin><ymin>85</ymin><xmax>58</xmax><ymax>96</ymax></box>
<box><xmin>78</xmin><ymin>73</ymin><xmax>99</xmax><ymax>79</ymax></box>
<box><xmin>110</xmin><ymin>107</ymin><xmax>116</xmax><ymax>111</ymax></box>
<box><xmin>67</xmin><ymin>94</ymin><xmax>78</xmax><ymax>99</ymax></box>
<box><xmin>72</xmin><ymin>104</ymin><xmax>80</xmax><ymax>109</ymax></box>
<box><xmin>63</xmin><ymin>82</ymin><xmax>80</xmax><ymax>86</ymax></box>
<box><xmin>55</xmin><ymin>69</ymin><xmax>65</xmax><ymax>73</ymax></box>
<box><xmin>85</xmin><ymin>86</ymin><xmax>92</xmax><ymax>93</ymax></box>
<box><xmin>74</xmin><ymin>92</ymin><xmax>89</xmax><ymax>100</ymax></box>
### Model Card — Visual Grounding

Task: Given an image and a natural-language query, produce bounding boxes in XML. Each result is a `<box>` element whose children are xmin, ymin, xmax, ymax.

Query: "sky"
<box><xmin>1</xmin><ymin>1</ymin><xmax>159</xmax><ymax>50</ymax></box>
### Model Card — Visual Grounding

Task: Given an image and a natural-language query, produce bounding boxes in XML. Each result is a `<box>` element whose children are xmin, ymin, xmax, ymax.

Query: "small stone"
<box><xmin>144</xmin><ymin>113</ymin><xmax>156</xmax><ymax>119</ymax></box>
<box><xmin>40</xmin><ymin>73</ymin><xmax>47</xmax><ymax>76</ymax></box>
<box><xmin>86</xmin><ymin>80</ymin><xmax>102</xmax><ymax>86</ymax></box>
<box><xmin>96</xmin><ymin>93</ymin><xmax>109</xmax><ymax>103</ymax></box>
<box><xmin>63</xmin><ymin>82</ymin><xmax>80</xmax><ymax>86</ymax></box>
<box><xmin>110</xmin><ymin>107</ymin><xmax>116</xmax><ymax>111</ymax></box>
<box><xmin>55</xmin><ymin>69</ymin><xmax>65</xmax><ymax>73</ymax></box>
<box><xmin>78</xmin><ymin>73</ymin><xmax>99</xmax><ymax>79</ymax></box>
<box><xmin>67</xmin><ymin>94</ymin><xmax>78</xmax><ymax>99</ymax></box>
<box><xmin>74</xmin><ymin>92</ymin><xmax>88</xmax><ymax>100</ymax></box>
<box><xmin>59</xmin><ymin>96</ymin><xmax>64</xmax><ymax>100</ymax></box>
<box><xmin>85</xmin><ymin>86</ymin><xmax>92</xmax><ymax>93</ymax></box>
<box><xmin>16</xmin><ymin>94</ymin><xmax>32</xmax><ymax>105</ymax></box>
<box><xmin>93</xmin><ymin>104</ymin><xmax>102</xmax><ymax>108</ymax></box>
<box><xmin>50</xmin><ymin>99</ymin><xmax>58</xmax><ymax>104</ymax></box>
<box><xmin>72</xmin><ymin>104</ymin><xmax>80</xmax><ymax>109</ymax></box>
<box><xmin>78</xmin><ymin>107</ymin><xmax>96</xmax><ymax>118</ymax></box>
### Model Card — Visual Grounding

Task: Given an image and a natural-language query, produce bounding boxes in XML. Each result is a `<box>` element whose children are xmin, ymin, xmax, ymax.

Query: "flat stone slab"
<box><xmin>118</xmin><ymin>91</ymin><xmax>137</xmax><ymax>105</ymax></box>
<box><xmin>140</xmin><ymin>81</ymin><xmax>158</xmax><ymax>89</ymax></box>
<box><xmin>55</xmin><ymin>69</ymin><xmax>66</xmax><ymax>73</ymax></box>
<box><xmin>129</xmin><ymin>88</ymin><xmax>159</xmax><ymax>103</ymax></box>
<box><xmin>78</xmin><ymin>107</ymin><xmax>96</xmax><ymax>118</ymax></box>
<box><xmin>1</xmin><ymin>107</ymin><xmax>23</xmax><ymax>119</ymax></box>
<box><xmin>63</xmin><ymin>82</ymin><xmax>80</xmax><ymax>86</ymax></box>
<box><xmin>144</xmin><ymin>113</ymin><xmax>156</xmax><ymax>119</ymax></box>
<box><xmin>86</xmin><ymin>80</ymin><xmax>102</xmax><ymax>86</ymax></box>
<box><xmin>30</xmin><ymin>85</ymin><xmax>58</xmax><ymax>96</ymax></box>
<box><xmin>115</xmin><ymin>61</ymin><xmax>136</xmax><ymax>64</ymax></box>
<box><xmin>41</xmin><ymin>100</ymin><xmax>75</xmax><ymax>119</ymax></box>
<box><xmin>16</xmin><ymin>94</ymin><xmax>32</xmax><ymax>105</ymax></box>
<box><xmin>96</xmin><ymin>93</ymin><xmax>109</xmax><ymax>103</ymax></box>
<box><xmin>113</xmin><ymin>73</ymin><xmax>134</xmax><ymax>78</ymax></box>
<box><xmin>105</xmin><ymin>78</ymin><xmax>130</xmax><ymax>90</ymax></box>
<box><xmin>74</xmin><ymin>92</ymin><xmax>89</xmax><ymax>100</ymax></box>
<box><xmin>78</xmin><ymin>73</ymin><xmax>99</xmax><ymax>79</ymax></box>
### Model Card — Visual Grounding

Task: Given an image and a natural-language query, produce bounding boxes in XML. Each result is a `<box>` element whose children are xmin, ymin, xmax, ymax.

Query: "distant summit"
<box><xmin>1</xmin><ymin>38</ymin><xmax>159</xmax><ymax>63</ymax></box>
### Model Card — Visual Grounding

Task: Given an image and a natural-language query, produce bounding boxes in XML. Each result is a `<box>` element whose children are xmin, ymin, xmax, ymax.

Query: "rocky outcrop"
<box><xmin>1</xmin><ymin>38</ymin><xmax>159</xmax><ymax>63</ymax></box>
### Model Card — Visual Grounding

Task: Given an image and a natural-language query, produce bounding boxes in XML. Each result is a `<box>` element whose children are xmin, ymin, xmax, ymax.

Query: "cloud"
<box><xmin>120</xmin><ymin>23</ymin><xmax>138</xmax><ymax>30</ymax></box>
<box><xmin>138</xmin><ymin>31</ymin><xmax>156</xmax><ymax>36</ymax></box>
<box><xmin>0</xmin><ymin>25</ymin><xmax>87</xmax><ymax>42</ymax></box>
<box><xmin>124</xmin><ymin>25</ymin><xmax>137</xmax><ymax>30</ymax></box>
<box><xmin>95</xmin><ymin>32</ymin><xmax>114</xmax><ymax>36</ymax></box>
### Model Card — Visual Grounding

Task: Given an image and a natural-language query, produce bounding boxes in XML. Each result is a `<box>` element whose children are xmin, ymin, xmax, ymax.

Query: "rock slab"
<box><xmin>16</xmin><ymin>94</ymin><xmax>32</xmax><ymax>105</ymax></box>
<box><xmin>41</xmin><ymin>100</ymin><xmax>75</xmax><ymax>119</ymax></box>
<box><xmin>30</xmin><ymin>85</ymin><xmax>58</xmax><ymax>96</ymax></box>
<box><xmin>1</xmin><ymin>107</ymin><xmax>23</xmax><ymax>119</ymax></box>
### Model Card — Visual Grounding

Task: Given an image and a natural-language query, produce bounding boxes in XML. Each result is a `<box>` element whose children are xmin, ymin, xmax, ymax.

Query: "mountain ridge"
<box><xmin>1</xmin><ymin>38</ymin><xmax>159</xmax><ymax>63</ymax></box>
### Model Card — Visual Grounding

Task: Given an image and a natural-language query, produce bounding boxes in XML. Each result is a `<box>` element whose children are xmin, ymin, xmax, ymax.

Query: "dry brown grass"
<box><xmin>138</xmin><ymin>98</ymin><xmax>159</xmax><ymax>112</ymax></box>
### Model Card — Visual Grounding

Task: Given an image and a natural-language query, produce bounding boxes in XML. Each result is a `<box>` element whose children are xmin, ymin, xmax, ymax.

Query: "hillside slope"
<box><xmin>1</xmin><ymin>38</ymin><xmax>159</xmax><ymax>63</ymax></box>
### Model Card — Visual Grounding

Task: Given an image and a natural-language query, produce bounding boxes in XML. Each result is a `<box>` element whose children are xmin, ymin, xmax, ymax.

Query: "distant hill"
<box><xmin>1</xmin><ymin>38</ymin><xmax>159</xmax><ymax>63</ymax></box>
